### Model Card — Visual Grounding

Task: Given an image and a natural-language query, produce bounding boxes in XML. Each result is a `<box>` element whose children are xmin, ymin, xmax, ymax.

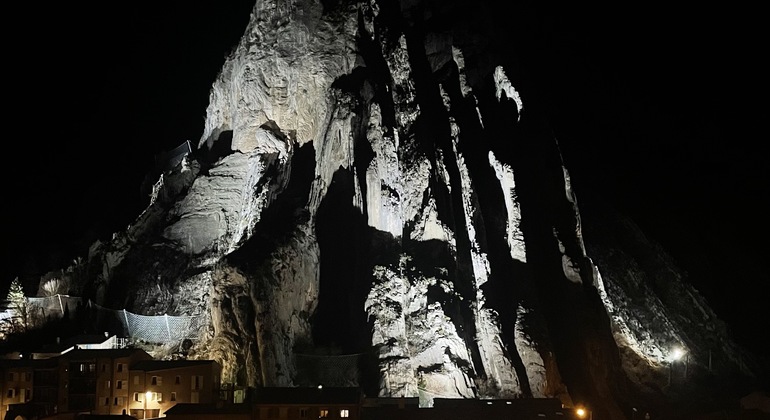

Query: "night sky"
<box><xmin>3</xmin><ymin>3</ymin><xmax>767</xmax><ymax>360</ymax></box>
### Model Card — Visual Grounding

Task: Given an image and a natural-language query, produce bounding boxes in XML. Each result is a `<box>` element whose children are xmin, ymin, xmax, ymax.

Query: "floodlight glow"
<box><xmin>576</xmin><ymin>407</ymin><xmax>587</xmax><ymax>418</ymax></box>
<box><xmin>145</xmin><ymin>391</ymin><xmax>152</xmax><ymax>401</ymax></box>
<box><xmin>670</xmin><ymin>347</ymin><xmax>685</xmax><ymax>362</ymax></box>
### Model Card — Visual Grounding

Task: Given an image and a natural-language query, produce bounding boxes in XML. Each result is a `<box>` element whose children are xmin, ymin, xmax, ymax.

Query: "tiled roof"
<box><xmin>130</xmin><ymin>359</ymin><xmax>218</xmax><ymax>372</ymax></box>
<box><xmin>0</xmin><ymin>357</ymin><xmax>57</xmax><ymax>369</ymax></box>
<box><xmin>34</xmin><ymin>334</ymin><xmax>114</xmax><ymax>353</ymax></box>
<box><xmin>251</xmin><ymin>387</ymin><xmax>363</xmax><ymax>405</ymax></box>
<box><xmin>74</xmin><ymin>415</ymin><xmax>138</xmax><ymax>420</ymax></box>
<box><xmin>60</xmin><ymin>347</ymin><xmax>150</xmax><ymax>360</ymax></box>
<box><xmin>164</xmin><ymin>402</ymin><xmax>252</xmax><ymax>415</ymax></box>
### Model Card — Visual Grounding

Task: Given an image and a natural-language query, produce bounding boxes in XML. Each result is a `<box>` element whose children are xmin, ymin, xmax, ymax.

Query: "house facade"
<box><xmin>126</xmin><ymin>359</ymin><xmax>222</xmax><ymax>418</ymax></box>
<box><xmin>1</xmin><ymin>347</ymin><xmax>223</xmax><ymax>419</ymax></box>
<box><xmin>58</xmin><ymin>348</ymin><xmax>154</xmax><ymax>414</ymax></box>
<box><xmin>0</xmin><ymin>359</ymin><xmax>34</xmax><ymax>417</ymax></box>
<box><xmin>164</xmin><ymin>387</ymin><xmax>364</xmax><ymax>420</ymax></box>
<box><xmin>251</xmin><ymin>387</ymin><xmax>363</xmax><ymax>420</ymax></box>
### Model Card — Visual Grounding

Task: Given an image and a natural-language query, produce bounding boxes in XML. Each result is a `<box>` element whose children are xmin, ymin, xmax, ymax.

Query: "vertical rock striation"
<box><xmin>45</xmin><ymin>1</ymin><xmax>759</xmax><ymax>417</ymax></box>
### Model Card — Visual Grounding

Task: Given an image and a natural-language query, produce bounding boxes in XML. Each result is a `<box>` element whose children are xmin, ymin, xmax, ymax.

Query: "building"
<box><xmin>251</xmin><ymin>387</ymin><xmax>363</xmax><ymax>420</ymax></box>
<box><xmin>59</xmin><ymin>348</ymin><xmax>154</xmax><ymax>415</ymax></box>
<box><xmin>164</xmin><ymin>387</ymin><xmax>364</xmax><ymax>420</ymax></box>
<box><xmin>127</xmin><ymin>359</ymin><xmax>222</xmax><ymax>419</ymax></box>
<box><xmin>163</xmin><ymin>402</ymin><xmax>252</xmax><ymax>420</ymax></box>
<box><xmin>1</xmin><ymin>345</ymin><xmax>224</xmax><ymax>419</ymax></box>
<box><xmin>30</xmin><ymin>334</ymin><xmax>128</xmax><ymax>360</ymax></box>
<box><xmin>1</xmin><ymin>358</ymin><xmax>34</xmax><ymax>417</ymax></box>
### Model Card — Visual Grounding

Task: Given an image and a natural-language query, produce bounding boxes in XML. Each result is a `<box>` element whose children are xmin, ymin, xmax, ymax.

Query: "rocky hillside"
<box><xmin>28</xmin><ymin>1</ymin><xmax>764</xmax><ymax>418</ymax></box>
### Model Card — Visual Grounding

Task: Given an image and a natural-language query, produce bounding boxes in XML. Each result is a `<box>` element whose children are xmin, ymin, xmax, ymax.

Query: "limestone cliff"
<box><xmin>40</xmin><ymin>1</ymin><xmax>761</xmax><ymax>418</ymax></box>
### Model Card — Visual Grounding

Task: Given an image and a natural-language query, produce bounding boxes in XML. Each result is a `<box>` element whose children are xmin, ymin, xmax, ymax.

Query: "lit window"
<box><xmin>319</xmin><ymin>409</ymin><xmax>329</xmax><ymax>418</ymax></box>
<box><xmin>105</xmin><ymin>380</ymin><xmax>111</xmax><ymax>389</ymax></box>
<box><xmin>340</xmin><ymin>409</ymin><xmax>349</xmax><ymax>418</ymax></box>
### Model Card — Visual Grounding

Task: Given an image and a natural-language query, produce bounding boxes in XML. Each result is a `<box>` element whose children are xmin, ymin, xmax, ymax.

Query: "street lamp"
<box><xmin>144</xmin><ymin>391</ymin><xmax>152</xmax><ymax>419</ymax></box>
<box><xmin>575</xmin><ymin>406</ymin><xmax>592</xmax><ymax>419</ymax></box>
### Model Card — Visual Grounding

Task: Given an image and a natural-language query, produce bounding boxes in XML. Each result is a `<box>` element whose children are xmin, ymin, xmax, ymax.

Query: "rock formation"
<box><xmin>35</xmin><ymin>1</ymin><xmax>762</xmax><ymax>418</ymax></box>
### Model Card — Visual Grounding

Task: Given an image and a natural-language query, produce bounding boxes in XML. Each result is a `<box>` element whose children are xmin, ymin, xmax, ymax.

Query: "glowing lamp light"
<box><xmin>145</xmin><ymin>391</ymin><xmax>153</xmax><ymax>401</ymax></box>
<box><xmin>670</xmin><ymin>347</ymin><xmax>686</xmax><ymax>362</ymax></box>
<box><xmin>576</xmin><ymin>407</ymin><xmax>587</xmax><ymax>418</ymax></box>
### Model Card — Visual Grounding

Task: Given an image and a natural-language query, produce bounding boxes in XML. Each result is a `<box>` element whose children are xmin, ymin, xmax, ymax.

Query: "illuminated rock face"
<box><xmin>68</xmin><ymin>0</ymin><xmax>754</xmax><ymax>417</ymax></box>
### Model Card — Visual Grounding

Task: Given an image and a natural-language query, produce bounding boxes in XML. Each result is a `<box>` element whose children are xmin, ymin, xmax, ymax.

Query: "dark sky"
<box><xmin>3</xmin><ymin>2</ymin><xmax>767</xmax><ymax>357</ymax></box>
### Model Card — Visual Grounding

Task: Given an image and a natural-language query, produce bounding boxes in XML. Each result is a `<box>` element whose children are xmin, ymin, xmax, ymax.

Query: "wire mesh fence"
<box><xmin>26</xmin><ymin>294</ymin><xmax>198</xmax><ymax>344</ymax></box>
